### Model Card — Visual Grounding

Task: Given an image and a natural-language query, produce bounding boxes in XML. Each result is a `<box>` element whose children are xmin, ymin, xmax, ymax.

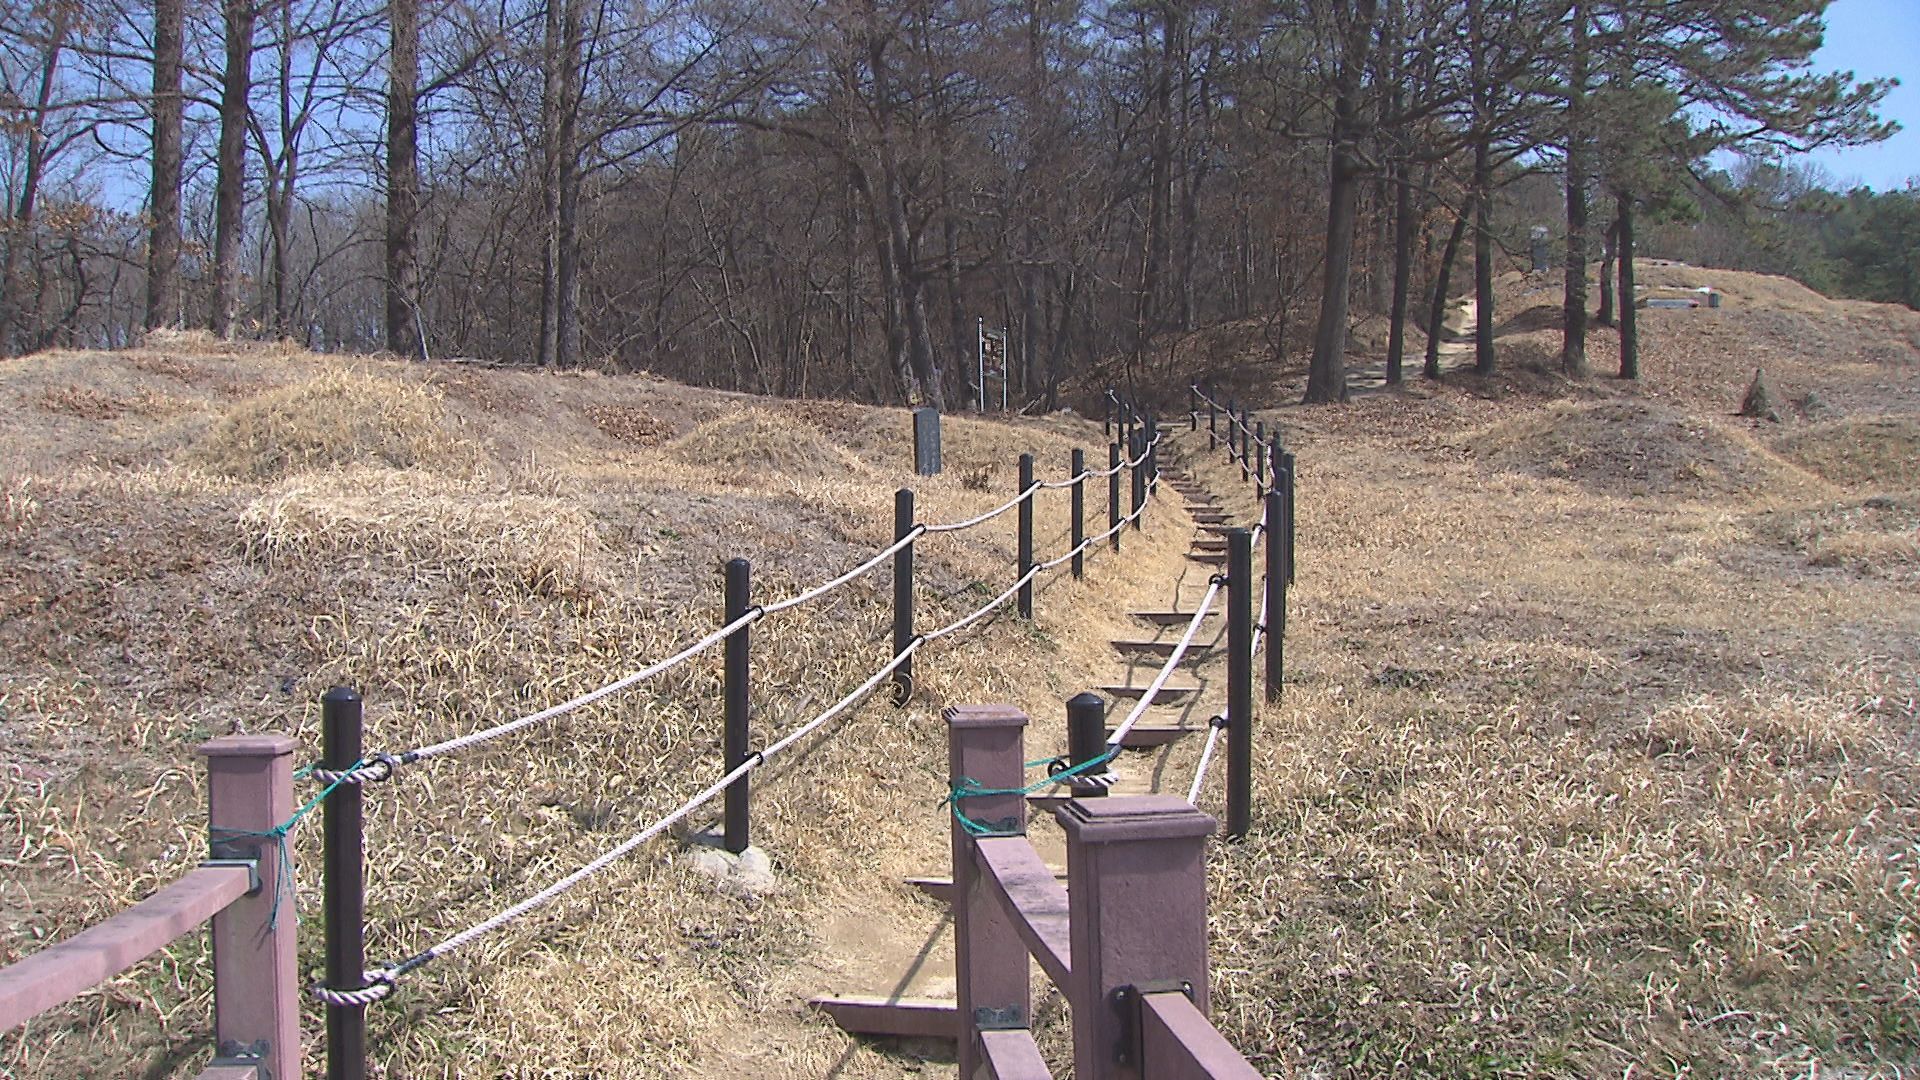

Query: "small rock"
<box><xmin>681</xmin><ymin>833</ymin><xmax>780</xmax><ymax>899</ymax></box>
<box><xmin>1739</xmin><ymin>367</ymin><xmax>1781</xmax><ymax>422</ymax></box>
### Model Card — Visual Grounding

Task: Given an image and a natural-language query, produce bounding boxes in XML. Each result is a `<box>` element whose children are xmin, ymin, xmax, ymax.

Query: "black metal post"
<box><xmin>1108</xmin><ymin>442</ymin><xmax>1122</xmax><ymax>553</ymax></box>
<box><xmin>1065</xmin><ymin>692</ymin><xmax>1108</xmax><ymax>798</ymax></box>
<box><xmin>1264</xmin><ymin>490</ymin><xmax>1286</xmax><ymax>703</ymax></box>
<box><xmin>1146</xmin><ymin>419</ymin><xmax>1159</xmax><ymax>484</ymax></box>
<box><xmin>1017</xmin><ymin>453</ymin><xmax>1035</xmax><ymax>618</ymax></box>
<box><xmin>1238</xmin><ymin>412</ymin><xmax>1251</xmax><ymax>482</ymax></box>
<box><xmin>1103</xmin><ymin>391</ymin><xmax>1112</xmax><ymax>436</ymax></box>
<box><xmin>1208</xmin><ymin>394</ymin><xmax>1217</xmax><ymax>434</ymax></box>
<box><xmin>1226</xmin><ymin>399</ymin><xmax>1237</xmax><ymax>454</ymax></box>
<box><xmin>724</xmin><ymin>558</ymin><xmax>751</xmax><ymax>853</ymax></box>
<box><xmin>1130</xmin><ymin>429</ymin><xmax>1146</xmax><ymax>530</ymax></box>
<box><xmin>1069</xmin><ymin>449</ymin><xmax>1085</xmax><ymax>580</ymax></box>
<box><xmin>322</xmin><ymin>686</ymin><xmax>367</xmax><ymax>1080</ymax></box>
<box><xmin>892</xmin><ymin>489</ymin><xmax>915</xmax><ymax>704</ymax></box>
<box><xmin>1188</xmin><ymin>387</ymin><xmax>1197</xmax><ymax>430</ymax></box>
<box><xmin>1226</xmin><ymin>529</ymin><xmax>1254</xmax><ymax>840</ymax></box>
<box><xmin>1282</xmin><ymin>450</ymin><xmax>1297</xmax><ymax>583</ymax></box>
<box><xmin>1254</xmin><ymin>421</ymin><xmax>1267</xmax><ymax>496</ymax></box>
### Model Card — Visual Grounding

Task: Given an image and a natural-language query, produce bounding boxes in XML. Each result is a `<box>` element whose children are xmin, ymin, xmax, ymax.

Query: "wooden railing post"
<box><xmin>200</xmin><ymin>734</ymin><xmax>299</xmax><ymax>1080</ymax></box>
<box><xmin>1253</xmin><ymin>421</ymin><xmax>1267</xmax><ymax>497</ymax></box>
<box><xmin>1056</xmin><ymin>795</ymin><xmax>1217</xmax><ymax>1080</ymax></box>
<box><xmin>1108</xmin><ymin>443</ymin><xmax>1122</xmax><ymax>553</ymax></box>
<box><xmin>1129</xmin><ymin>430</ymin><xmax>1145</xmax><ymax>531</ymax></box>
<box><xmin>946</xmin><ymin>705</ymin><xmax>1032</xmax><ymax>1080</ymax></box>
<box><xmin>1282</xmin><ymin>450</ymin><xmax>1297</xmax><ymax>584</ymax></box>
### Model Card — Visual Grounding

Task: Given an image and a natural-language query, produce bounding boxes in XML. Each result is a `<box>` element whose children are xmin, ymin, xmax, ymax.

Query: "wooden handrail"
<box><xmin>1140</xmin><ymin>991</ymin><xmax>1263</xmax><ymax>1079</ymax></box>
<box><xmin>0</xmin><ymin>864</ymin><xmax>253</xmax><ymax>1032</ymax></box>
<box><xmin>974</xmin><ymin>836</ymin><xmax>1072</xmax><ymax>987</ymax></box>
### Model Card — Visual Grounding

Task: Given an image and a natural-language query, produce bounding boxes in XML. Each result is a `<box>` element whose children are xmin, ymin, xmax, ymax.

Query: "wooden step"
<box><xmin>1105</xmin><ymin>723</ymin><xmax>1201</xmax><ymax>748</ymax></box>
<box><xmin>1187</xmin><ymin>551</ymin><xmax>1227</xmax><ymax>565</ymax></box>
<box><xmin>1111</xmin><ymin>639</ymin><xmax>1214</xmax><ymax>660</ymax></box>
<box><xmin>810</xmin><ymin>996</ymin><xmax>957</xmax><ymax>1039</ymax></box>
<box><xmin>1130</xmin><ymin>610</ymin><xmax>1220</xmax><ymax>625</ymax></box>
<box><xmin>1191</xmin><ymin>536</ymin><xmax>1228</xmax><ymax>551</ymax></box>
<box><xmin>1098</xmin><ymin>682</ymin><xmax>1202</xmax><ymax>703</ymax></box>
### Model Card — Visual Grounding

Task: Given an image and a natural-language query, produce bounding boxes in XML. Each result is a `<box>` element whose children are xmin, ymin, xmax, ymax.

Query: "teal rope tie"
<box><xmin>946</xmin><ymin>749</ymin><xmax>1119</xmax><ymax>837</ymax></box>
<box><xmin>210</xmin><ymin>758</ymin><xmax>365</xmax><ymax>929</ymax></box>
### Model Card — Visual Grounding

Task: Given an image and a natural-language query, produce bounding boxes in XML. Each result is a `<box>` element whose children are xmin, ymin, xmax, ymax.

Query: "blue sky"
<box><xmin>1802</xmin><ymin>0</ymin><xmax>1919</xmax><ymax>190</ymax></box>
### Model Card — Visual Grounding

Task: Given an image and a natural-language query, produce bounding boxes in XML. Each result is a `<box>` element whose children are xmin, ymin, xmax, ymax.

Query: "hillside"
<box><xmin>4</xmin><ymin>258</ymin><xmax>1919</xmax><ymax>1079</ymax></box>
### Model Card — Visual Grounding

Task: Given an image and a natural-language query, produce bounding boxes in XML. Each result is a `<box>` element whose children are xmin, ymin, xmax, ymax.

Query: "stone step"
<box><xmin>1187</xmin><ymin>551</ymin><xmax>1227</xmax><ymax>566</ymax></box>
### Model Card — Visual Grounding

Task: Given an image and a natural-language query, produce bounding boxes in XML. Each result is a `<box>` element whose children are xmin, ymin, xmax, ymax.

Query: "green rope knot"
<box><xmin>210</xmin><ymin>757</ymin><xmax>366</xmax><ymax>929</ymax></box>
<box><xmin>944</xmin><ymin>748</ymin><xmax>1119</xmax><ymax>837</ymax></box>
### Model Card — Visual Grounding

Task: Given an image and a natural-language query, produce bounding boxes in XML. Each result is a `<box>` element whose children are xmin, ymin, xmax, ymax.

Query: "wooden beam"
<box><xmin>1140</xmin><ymin>991</ymin><xmax>1261</xmax><ymax>1078</ymax></box>
<box><xmin>974</xmin><ymin>837</ymin><xmax>1072</xmax><ymax>988</ymax></box>
<box><xmin>808</xmin><ymin>996</ymin><xmax>958</xmax><ymax>1039</ymax></box>
<box><xmin>980</xmin><ymin>1028</ymin><xmax>1052</xmax><ymax>1079</ymax></box>
<box><xmin>0</xmin><ymin>865</ymin><xmax>252</xmax><ymax>1031</ymax></box>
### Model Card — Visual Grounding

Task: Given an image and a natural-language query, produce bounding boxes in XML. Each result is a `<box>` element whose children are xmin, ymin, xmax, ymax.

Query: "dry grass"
<box><xmin>189</xmin><ymin>368</ymin><xmax>472</xmax><ymax>480</ymax></box>
<box><xmin>1464</xmin><ymin>398</ymin><xmax>1825</xmax><ymax>500</ymax></box>
<box><xmin>1774</xmin><ymin>415</ymin><xmax>1920</xmax><ymax>487</ymax></box>
<box><xmin>3</xmin><ymin>286</ymin><xmax>1918</xmax><ymax>1078</ymax></box>
<box><xmin>0</xmin><ymin>341</ymin><xmax>1184</xmax><ymax>1079</ymax></box>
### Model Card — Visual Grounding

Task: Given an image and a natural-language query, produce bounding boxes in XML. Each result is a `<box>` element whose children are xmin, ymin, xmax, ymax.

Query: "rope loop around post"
<box><xmin>309</xmin><ymin>753</ymin><xmax>398</xmax><ymax>787</ymax></box>
<box><xmin>309</xmin><ymin>969</ymin><xmax>397</xmax><ymax>1008</ymax></box>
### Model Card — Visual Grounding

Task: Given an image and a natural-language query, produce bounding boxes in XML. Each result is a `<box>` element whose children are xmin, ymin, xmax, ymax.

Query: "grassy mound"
<box><xmin>1773</xmin><ymin>415</ymin><xmax>1920</xmax><ymax>487</ymax></box>
<box><xmin>1467</xmin><ymin>398</ymin><xmax>1820</xmax><ymax>498</ymax></box>
<box><xmin>667</xmin><ymin>407</ymin><xmax>871</xmax><ymax>481</ymax></box>
<box><xmin>190</xmin><ymin>369</ymin><xmax>468</xmax><ymax>479</ymax></box>
<box><xmin>1756</xmin><ymin>491</ymin><xmax>1920</xmax><ymax>581</ymax></box>
<box><xmin>239</xmin><ymin>467</ymin><xmax>605</xmax><ymax>598</ymax></box>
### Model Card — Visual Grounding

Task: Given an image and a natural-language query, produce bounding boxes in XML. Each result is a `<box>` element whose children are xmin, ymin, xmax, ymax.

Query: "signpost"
<box><xmin>976</xmin><ymin>317</ymin><xmax>1012</xmax><ymax>413</ymax></box>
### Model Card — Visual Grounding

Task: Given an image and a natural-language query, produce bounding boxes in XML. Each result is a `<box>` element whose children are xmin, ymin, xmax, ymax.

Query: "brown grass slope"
<box><xmin>5</xmin><ymin>258</ymin><xmax>1920</xmax><ymax>1079</ymax></box>
<box><xmin>1</xmin><ymin>342</ymin><xmax>1197</xmax><ymax>1079</ymax></box>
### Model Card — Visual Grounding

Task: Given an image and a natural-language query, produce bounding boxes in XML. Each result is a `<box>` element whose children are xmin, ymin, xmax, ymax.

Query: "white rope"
<box><xmin>922</xmin><ymin>563</ymin><xmax>1043</xmax><ymax>643</ymax></box>
<box><xmin>759</xmin><ymin>525</ymin><xmax>926</xmax><ymax>617</ymax></box>
<box><xmin>406</xmin><ymin>640</ymin><xmax>922</xmax><ymax>969</ymax></box>
<box><xmin>1190</xmin><ymin>385</ymin><xmax>1261</xmax><ymax>442</ymax></box>
<box><xmin>1186</xmin><ymin>722</ymin><xmax>1226</xmax><ymax>805</ymax></box>
<box><xmin>1038</xmin><ymin>535</ymin><xmax>1093</xmax><ymax>571</ymax></box>
<box><xmin>1038</xmin><ymin>471</ymin><xmax>1090</xmax><ymax>490</ymax></box>
<box><xmin>923</xmin><ymin>482</ymin><xmax>1043</xmax><ymax>534</ymax></box>
<box><xmin>404</xmin><ymin>607</ymin><xmax>763</xmax><ymax>762</ymax></box>
<box><xmin>1106</xmin><ymin>576</ymin><xmax>1223</xmax><ymax>749</ymax></box>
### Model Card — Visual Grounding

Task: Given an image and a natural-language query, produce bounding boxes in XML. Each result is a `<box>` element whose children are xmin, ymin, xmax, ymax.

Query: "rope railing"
<box><xmin>328</xmin><ymin>428</ymin><xmax>1166</xmax><ymax>780</ymax></box>
<box><xmin>1107</xmin><ymin>575</ymin><xmax>1224</xmax><ymax>750</ymax></box>
<box><xmin>315</xmin><ymin>402</ymin><xmax>1174</xmax><ymax>1018</ymax></box>
<box><xmin>1185</xmin><ymin>717</ymin><xmax>1228</xmax><ymax>804</ymax></box>
<box><xmin>1189</xmin><ymin>384</ymin><xmax>1261</xmax><ymax>443</ymax></box>
<box><xmin>349</xmin><ymin>639</ymin><xmax>933</xmax><ymax>993</ymax></box>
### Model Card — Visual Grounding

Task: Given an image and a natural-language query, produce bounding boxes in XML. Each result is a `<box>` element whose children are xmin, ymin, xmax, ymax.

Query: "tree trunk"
<box><xmin>1424</xmin><ymin>195</ymin><xmax>1471</xmax><ymax>379</ymax></box>
<box><xmin>1472</xmin><ymin>136</ymin><xmax>1495</xmax><ymax>374</ymax></box>
<box><xmin>386</xmin><ymin>0</ymin><xmax>421</xmax><ymax>357</ymax></box>
<box><xmin>147</xmin><ymin>0</ymin><xmax>184</xmax><ymax>331</ymax></box>
<box><xmin>1</xmin><ymin>9</ymin><xmax>69</xmax><ymax>353</ymax></box>
<box><xmin>1385</xmin><ymin>161</ymin><xmax>1414</xmax><ymax>384</ymax></box>
<box><xmin>1617</xmin><ymin>193</ymin><xmax>1638</xmax><ymax>379</ymax></box>
<box><xmin>1560</xmin><ymin>0</ymin><xmax>1589</xmax><ymax>377</ymax></box>
<box><xmin>212</xmin><ymin>0</ymin><xmax>256</xmax><ymax>339</ymax></box>
<box><xmin>1303</xmin><ymin>0</ymin><xmax>1378</xmax><ymax>405</ymax></box>
<box><xmin>1595</xmin><ymin>216</ymin><xmax>1618</xmax><ymax>326</ymax></box>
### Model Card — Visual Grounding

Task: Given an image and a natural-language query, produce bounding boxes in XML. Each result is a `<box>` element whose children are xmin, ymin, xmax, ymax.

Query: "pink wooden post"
<box><xmin>199</xmin><ymin>734</ymin><xmax>300</xmax><ymax>1080</ymax></box>
<box><xmin>946</xmin><ymin>705</ymin><xmax>1032</xmax><ymax>1080</ymax></box>
<box><xmin>1056</xmin><ymin>795</ymin><xmax>1216</xmax><ymax>1080</ymax></box>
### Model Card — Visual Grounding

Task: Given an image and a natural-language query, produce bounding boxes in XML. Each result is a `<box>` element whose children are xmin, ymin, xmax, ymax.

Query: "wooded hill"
<box><xmin>0</xmin><ymin>0</ymin><xmax>1898</xmax><ymax>408</ymax></box>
